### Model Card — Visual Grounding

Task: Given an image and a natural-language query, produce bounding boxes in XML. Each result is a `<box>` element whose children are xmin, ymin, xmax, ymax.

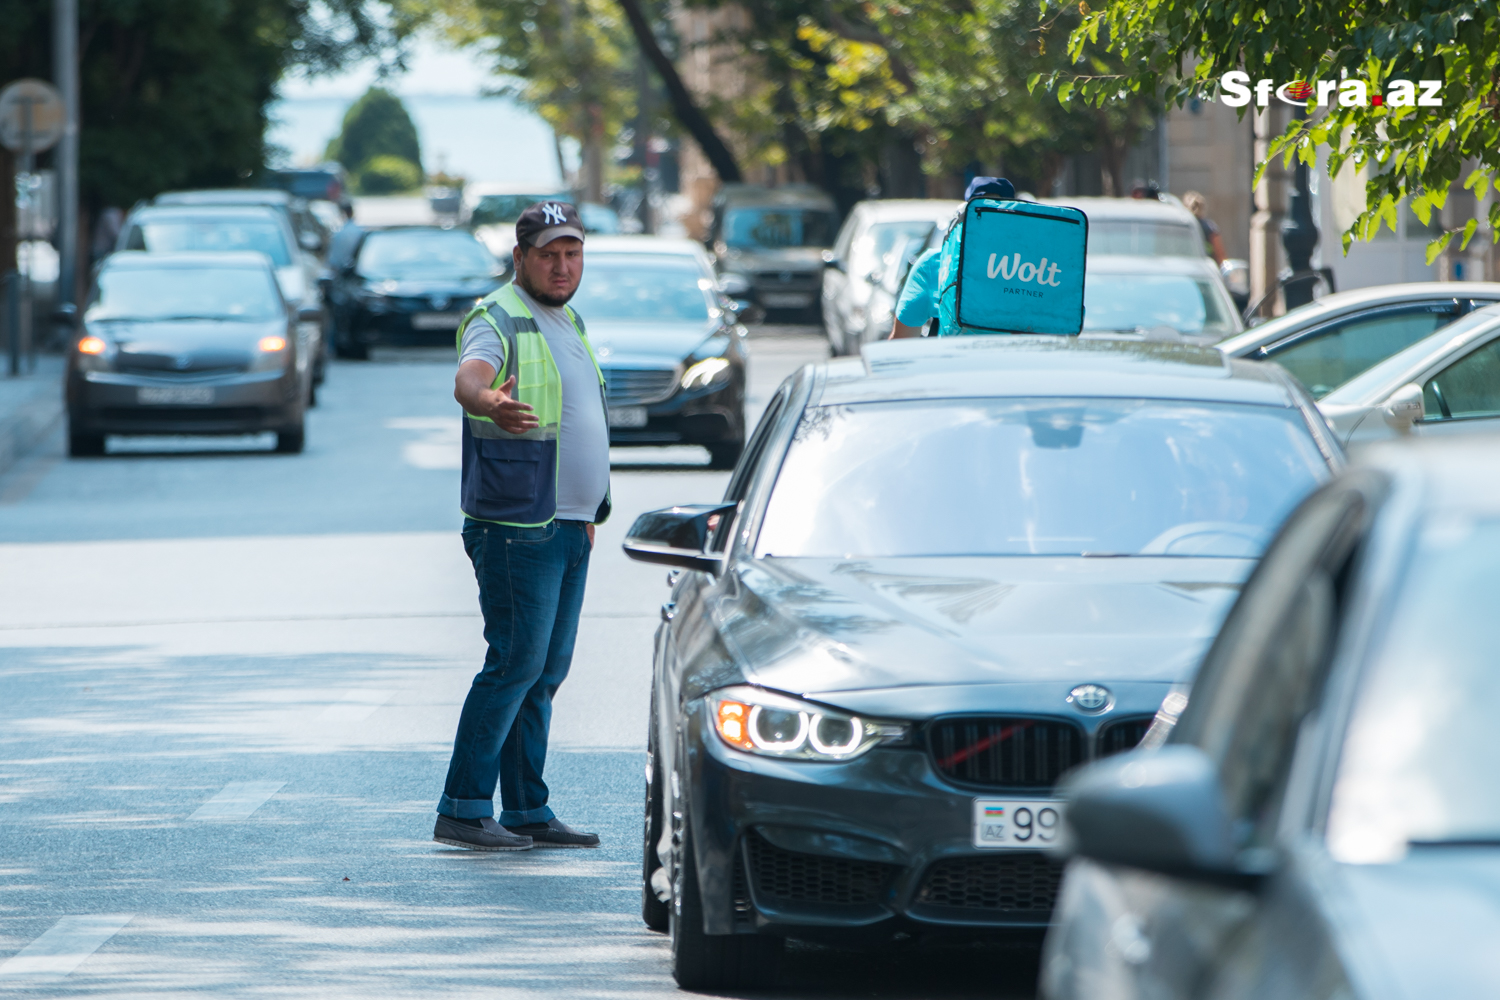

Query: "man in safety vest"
<box><xmin>435</xmin><ymin>200</ymin><xmax>609</xmax><ymax>851</ymax></box>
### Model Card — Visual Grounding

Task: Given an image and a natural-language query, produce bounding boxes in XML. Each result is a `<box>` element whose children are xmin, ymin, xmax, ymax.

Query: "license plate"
<box><xmin>608</xmin><ymin>406</ymin><xmax>648</xmax><ymax>428</ymax></box>
<box><xmin>412</xmin><ymin>312</ymin><xmax>465</xmax><ymax>330</ymax></box>
<box><xmin>138</xmin><ymin>386</ymin><xmax>214</xmax><ymax>405</ymax></box>
<box><xmin>973</xmin><ymin>799</ymin><xmax>1065</xmax><ymax>850</ymax></box>
<box><xmin>761</xmin><ymin>292</ymin><xmax>812</xmax><ymax>308</ymax></box>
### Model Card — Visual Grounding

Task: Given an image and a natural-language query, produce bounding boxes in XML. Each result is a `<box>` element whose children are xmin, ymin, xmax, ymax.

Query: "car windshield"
<box><xmin>129</xmin><ymin>218</ymin><xmax>292</xmax><ymax>267</ymax></box>
<box><xmin>1327</xmin><ymin>517</ymin><xmax>1500</xmax><ymax>863</ymax></box>
<box><xmin>470</xmin><ymin>193</ymin><xmax>569</xmax><ymax>227</ymax></box>
<box><xmin>1083</xmin><ymin>275</ymin><xmax>1237</xmax><ymax>339</ymax></box>
<box><xmin>89</xmin><ymin>266</ymin><xmax>283</xmax><ymax>321</ymax></box>
<box><xmin>723</xmin><ymin>208</ymin><xmax>835</xmax><ymax>249</ymax></box>
<box><xmin>357</xmin><ymin>230</ymin><xmax>497</xmax><ymax>281</ymax></box>
<box><xmin>854</xmin><ymin>220</ymin><xmax>941</xmax><ymax>276</ymax></box>
<box><xmin>569</xmin><ymin>255</ymin><xmax>714</xmax><ymax>322</ymax></box>
<box><xmin>756</xmin><ymin>398</ymin><xmax>1328</xmax><ymax>558</ymax></box>
<box><xmin>1088</xmin><ymin>220</ymin><xmax>1203</xmax><ymax>257</ymax></box>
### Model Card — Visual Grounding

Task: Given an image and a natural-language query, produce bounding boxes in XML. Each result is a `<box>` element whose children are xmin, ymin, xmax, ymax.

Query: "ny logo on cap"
<box><xmin>542</xmin><ymin>203</ymin><xmax>568</xmax><ymax>225</ymax></box>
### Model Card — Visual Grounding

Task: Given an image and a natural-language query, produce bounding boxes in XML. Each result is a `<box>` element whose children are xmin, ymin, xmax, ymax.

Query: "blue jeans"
<box><xmin>439</xmin><ymin>518</ymin><xmax>591</xmax><ymax>826</ymax></box>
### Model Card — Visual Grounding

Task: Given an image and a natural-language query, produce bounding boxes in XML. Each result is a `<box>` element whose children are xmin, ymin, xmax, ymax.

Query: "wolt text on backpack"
<box><xmin>935</xmin><ymin>198</ymin><xmax>1089</xmax><ymax>336</ymax></box>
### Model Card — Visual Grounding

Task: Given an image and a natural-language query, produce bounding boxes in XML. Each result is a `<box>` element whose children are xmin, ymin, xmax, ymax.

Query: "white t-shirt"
<box><xmin>459</xmin><ymin>284</ymin><xmax>610</xmax><ymax>521</ymax></box>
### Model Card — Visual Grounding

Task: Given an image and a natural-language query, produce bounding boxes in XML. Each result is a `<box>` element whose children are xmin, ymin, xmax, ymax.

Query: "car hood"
<box><xmin>93</xmin><ymin>318</ymin><xmax>286</xmax><ymax>369</ymax></box>
<box><xmin>714</xmin><ymin>556</ymin><xmax>1252</xmax><ymax>700</ymax></box>
<box><xmin>587</xmin><ymin>320</ymin><xmax>719</xmax><ymax>365</ymax></box>
<box><xmin>356</xmin><ymin>276</ymin><xmax>498</xmax><ymax>298</ymax></box>
<box><xmin>720</xmin><ymin>246</ymin><xmax>828</xmax><ymax>273</ymax></box>
<box><xmin>1326</xmin><ymin>851</ymin><xmax>1500</xmax><ymax>999</ymax></box>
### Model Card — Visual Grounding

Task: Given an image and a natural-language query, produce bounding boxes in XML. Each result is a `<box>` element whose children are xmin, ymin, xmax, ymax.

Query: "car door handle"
<box><xmin>661</xmin><ymin>601</ymin><xmax>676</xmax><ymax>622</ymax></box>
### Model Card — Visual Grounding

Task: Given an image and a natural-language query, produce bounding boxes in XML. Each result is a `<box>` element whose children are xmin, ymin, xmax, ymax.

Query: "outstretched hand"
<box><xmin>480</xmin><ymin>375</ymin><xmax>540</xmax><ymax>434</ymax></box>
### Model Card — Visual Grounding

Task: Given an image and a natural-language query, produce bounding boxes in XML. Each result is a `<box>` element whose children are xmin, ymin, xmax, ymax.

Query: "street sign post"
<box><xmin>1</xmin><ymin>78</ymin><xmax>64</xmax><ymax>376</ymax></box>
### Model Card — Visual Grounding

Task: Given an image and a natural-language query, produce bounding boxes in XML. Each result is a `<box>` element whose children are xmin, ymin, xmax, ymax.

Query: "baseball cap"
<box><xmin>964</xmin><ymin>176</ymin><xmax>1016</xmax><ymax>200</ymax></box>
<box><xmin>516</xmin><ymin>201</ymin><xmax>586</xmax><ymax>248</ymax></box>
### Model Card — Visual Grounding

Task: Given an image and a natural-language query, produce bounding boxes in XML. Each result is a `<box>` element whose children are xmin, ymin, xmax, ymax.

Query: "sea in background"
<box><xmin>265</xmin><ymin>94</ymin><xmax>570</xmax><ymax>187</ymax></box>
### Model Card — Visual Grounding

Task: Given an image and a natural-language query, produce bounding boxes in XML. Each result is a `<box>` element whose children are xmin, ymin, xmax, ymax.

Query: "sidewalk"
<box><xmin>0</xmin><ymin>354</ymin><xmax>66</xmax><ymax>480</ymax></box>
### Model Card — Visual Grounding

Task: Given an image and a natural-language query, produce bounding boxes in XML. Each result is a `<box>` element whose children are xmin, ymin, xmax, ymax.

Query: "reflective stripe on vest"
<box><xmin>457</xmin><ymin>283</ymin><xmax>611</xmax><ymax>526</ymax></box>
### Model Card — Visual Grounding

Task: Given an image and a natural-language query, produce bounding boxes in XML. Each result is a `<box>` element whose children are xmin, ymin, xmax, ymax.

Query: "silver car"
<box><xmin>1042</xmin><ymin>432</ymin><xmax>1500</xmax><ymax>1000</ymax></box>
<box><xmin>1219</xmin><ymin>282</ymin><xmax>1500</xmax><ymax>398</ymax></box>
<box><xmin>1314</xmin><ymin>302</ymin><xmax>1500</xmax><ymax>446</ymax></box>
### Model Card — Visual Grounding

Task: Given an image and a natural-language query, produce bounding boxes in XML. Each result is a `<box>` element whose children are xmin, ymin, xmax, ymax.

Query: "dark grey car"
<box><xmin>620</xmin><ymin>336</ymin><xmax>1343</xmax><ymax>991</ymax></box>
<box><xmin>709</xmin><ymin>184</ymin><xmax>838</xmax><ymax>323</ymax></box>
<box><xmin>1043</xmin><ymin>434</ymin><xmax>1500</xmax><ymax>1000</ymax></box>
<box><xmin>66</xmin><ymin>252</ymin><xmax>312</xmax><ymax>455</ymax></box>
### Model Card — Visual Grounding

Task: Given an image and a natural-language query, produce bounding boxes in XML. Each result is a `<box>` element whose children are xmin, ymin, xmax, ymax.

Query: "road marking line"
<box><xmin>0</xmin><ymin>914</ymin><xmax>133</xmax><ymax>982</ymax></box>
<box><xmin>315</xmin><ymin>690</ymin><xmax>395</xmax><ymax>724</ymax></box>
<box><xmin>188</xmin><ymin>781</ymin><xmax>285</xmax><ymax>821</ymax></box>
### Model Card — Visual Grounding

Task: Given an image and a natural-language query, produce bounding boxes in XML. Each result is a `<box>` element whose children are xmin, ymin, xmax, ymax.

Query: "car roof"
<box><xmin>155</xmin><ymin>189</ymin><xmax>295</xmax><ymax>207</ymax></box>
<box><xmin>127</xmin><ymin>204</ymin><xmax>288</xmax><ymax>223</ymax></box>
<box><xmin>1218</xmin><ymin>282</ymin><xmax>1500</xmax><ymax>355</ymax></box>
<box><xmin>852</xmin><ymin>199</ymin><xmax>962</xmax><ymax>222</ymax></box>
<box><xmin>1362</xmin><ymin>431</ymin><xmax>1500</xmax><ymax>516</ymax></box>
<box><xmin>716</xmin><ymin>183</ymin><xmax>837</xmax><ymax>210</ymax></box>
<box><xmin>585</xmin><ymin>235</ymin><xmax>709</xmax><ymax>257</ymax></box>
<box><xmin>1086</xmin><ymin>253</ymin><xmax>1220</xmax><ymax>277</ymax></box>
<box><xmin>102</xmin><ymin>250</ymin><xmax>276</xmax><ymax>271</ymax></box>
<box><xmin>1040</xmin><ymin>196</ymin><xmax>1199</xmax><ymax>226</ymax></box>
<box><xmin>817</xmin><ymin>336</ymin><xmax>1296</xmax><ymax>408</ymax></box>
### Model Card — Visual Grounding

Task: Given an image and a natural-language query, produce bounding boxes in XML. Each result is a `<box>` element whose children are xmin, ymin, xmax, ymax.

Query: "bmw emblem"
<box><xmin>1067</xmin><ymin>684</ymin><xmax>1113</xmax><ymax>714</ymax></box>
<box><xmin>430</xmin><ymin>295</ymin><xmax>450</xmax><ymax>311</ymax></box>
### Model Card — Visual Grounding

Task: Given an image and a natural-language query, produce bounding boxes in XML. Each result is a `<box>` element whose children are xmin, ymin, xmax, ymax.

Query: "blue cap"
<box><xmin>964</xmin><ymin>176</ymin><xmax>1016</xmax><ymax>200</ymax></box>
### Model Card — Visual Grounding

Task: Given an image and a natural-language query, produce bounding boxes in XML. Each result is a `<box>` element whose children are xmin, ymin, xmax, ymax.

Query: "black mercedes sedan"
<box><xmin>621</xmin><ymin>336</ymin><xmax>1344</xmax><ymax>990</ymax></box>
<box><xmin>326</xmin><ymin>225</ymin><xmax>503</xmax><ymax>358</ymax></box>
<box><xmin>571</xmin><ymin>236</ymin><xmax>748</xmax><ymax>469</ymax></box>
<box><xmin>67</xmin><ymin>252</ymin><xmax>313</xmax><ymax>455</ymax></box>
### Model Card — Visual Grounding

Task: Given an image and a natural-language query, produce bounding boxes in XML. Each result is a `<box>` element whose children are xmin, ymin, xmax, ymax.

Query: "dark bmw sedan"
<box><xmin>572</xmin><ymin>236</ymin><xmax>747</xmax><ymax>468</ymax></box>
<box><xmin>67</xmin><ymin>252</ymin><xmax>312</xmax><ymax>456</ymax></box>
<box><xmin>621</xmin><ymin>337</ymin><xmax>1343</xmax><ymax>990</ymax></box>
<box><xmin>327</xmin><ymin>226</ymin><xmax>503</xmax><ymax>358</ymax></box>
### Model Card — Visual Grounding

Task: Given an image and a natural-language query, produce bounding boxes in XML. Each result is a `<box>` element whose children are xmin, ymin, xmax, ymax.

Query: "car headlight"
<box><xmin>681</xmin><ymin>356</ymin><xmax>732</xmax><ymax>391</ymax></box>
<box><xmin>708</xmin><ymin>685</ymin><xmax>908</xmax><ymax>761</ymax></box>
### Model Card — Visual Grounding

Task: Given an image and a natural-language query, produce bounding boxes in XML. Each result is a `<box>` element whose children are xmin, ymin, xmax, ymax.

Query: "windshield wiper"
<box><xmin>1408</xmin><ymin>838</ymin><xmax>1500</xmax><ymax>848</ymax></box>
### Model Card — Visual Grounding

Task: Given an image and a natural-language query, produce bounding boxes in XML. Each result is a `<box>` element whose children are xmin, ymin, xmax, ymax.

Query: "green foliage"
<box><xmin>355</xmin><ymin>154</ymin><xmax>424</xmax><ymax>194</ymax></box>
<box><xmin>0</xmin><ymin>0</ymin><xmax>391</xmax><ymax>212</ymax></box>
<box><xmin>326</xmin><ymin>87</ymin><xmax>424</xmax><ymax>181</ymax></box>
<box><xmin>1038</xmin><ymin>0</ymin><xmax>1500</xmax><ymax>254</ymax></box>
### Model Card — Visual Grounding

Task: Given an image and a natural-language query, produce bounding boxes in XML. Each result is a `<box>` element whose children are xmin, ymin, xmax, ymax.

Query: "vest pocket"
<box><xmin>476</xmin><ymin>437</ymin><xmax>541</xmax><ymax>501</ymax></box>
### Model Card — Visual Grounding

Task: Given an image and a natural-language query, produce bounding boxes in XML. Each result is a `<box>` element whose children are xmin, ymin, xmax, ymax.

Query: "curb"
<box><xmin>0</xmin><ymin>372</ymin><xmax>65</xmax><ymax>480</ymax></box>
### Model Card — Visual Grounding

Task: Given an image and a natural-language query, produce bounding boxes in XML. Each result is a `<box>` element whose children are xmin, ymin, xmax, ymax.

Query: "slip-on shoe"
<box><xmin>510</xmin><ymin>817</ymin><xmax>600</xmax><ymax>848</ymax></box>
<box><xmin>433</xmin><ymin>815</ymin><xmax>533</xmax><ymax>851</ymax></box>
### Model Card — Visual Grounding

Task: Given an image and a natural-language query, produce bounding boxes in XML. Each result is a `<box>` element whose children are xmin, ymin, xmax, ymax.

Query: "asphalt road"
<box><xmin>0</xmin><ymin>331</ymin><xmax>1041</xmax><ymax>999</ymax></box>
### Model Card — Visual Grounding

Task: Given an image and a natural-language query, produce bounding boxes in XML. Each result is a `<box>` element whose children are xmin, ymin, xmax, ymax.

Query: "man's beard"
<box><xmin>518</xmin><ymin>268</ymin><xmax>576</xmax><ymax>307</ymax></box>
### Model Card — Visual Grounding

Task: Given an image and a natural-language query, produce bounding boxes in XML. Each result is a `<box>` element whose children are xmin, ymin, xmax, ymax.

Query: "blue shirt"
<box><xmin>894</xmin><ymin>248</ymin><xmax>942</xmax><ymax>328</ymax></box>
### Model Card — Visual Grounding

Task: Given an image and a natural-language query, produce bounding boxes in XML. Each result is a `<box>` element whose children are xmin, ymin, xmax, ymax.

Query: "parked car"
<box><xmin>1043</xmin><ymin>195</ymin><xmax>1208</xmax><ymax>259</ymax></box>
<box><xmin>621</xmin><ymin>335</ymin><xmax>1342</xmax><ymax>990</ymax></box>
<box><xmin>66</xmin><ymin>252</ymin><xmax>313</xmax><ymax>456</ymax></box>
<box><xmin>117</xmin><ymin>203</ymin><xmax>328</xmax><ymax>386</ymax></box>
<box><xmin>1080</xmin><ymin>253</ymin><xmax>1243</xmax><ymax>344</ymax></box>
<box><xmin>326</xmin><ymin>225</ymin><xmax>504</xmax><ymax>358</ymax></box>
<box><xmin>710</xmin><ymin>183</ymin><xmax>838</xmax><ymax>323</ymax></box>
<box><xmin>570</xmin><ymin>236</ymin><xmax>747</xmax><ymax>468</ymax></box>
<box><xmin>1311</xmin><ymin>301</ymin><xmax>1500</xmax><ymax>446</ymax></box>
<box><xmin>260</xmin><ymin>164</ymin><xmax>347</xmax><ymax>207</ymax></box>
<box><xmin>1042</xmin><ymin>433</ymin><xmax>1500</xmax><ymax>1000</ymax></box>
<box><xmin>1218</xmin><ymin>281</ymin><xmax>1500</xmax><ymax>398</ymax></box>
<box><xmin>153</xmin><ymin>188</ymin><xmax>331</xmax><ymax>260</ymax></box>
<box><xmin>822</xmin><ymin>199</ymin><xmax>960</xmax><ymax>355</ymax></box>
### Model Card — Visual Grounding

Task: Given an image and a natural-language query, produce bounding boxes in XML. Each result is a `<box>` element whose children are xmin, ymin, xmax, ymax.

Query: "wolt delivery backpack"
<box><xmin>935</xmin><ymin>198</ymin><xmax>1088</xmax><ymax>336</ymax></box>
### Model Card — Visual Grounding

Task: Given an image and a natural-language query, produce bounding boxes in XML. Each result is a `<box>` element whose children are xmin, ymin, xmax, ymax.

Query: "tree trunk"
<box><xmin>614</xmin><ymin>0</ymin><xmax>742</xmax><ymax>183</ymax></box>
<box><xmin>583</xmin><ymin>105</ymin><xmax>605</xmax><ymax>204</ymax></box>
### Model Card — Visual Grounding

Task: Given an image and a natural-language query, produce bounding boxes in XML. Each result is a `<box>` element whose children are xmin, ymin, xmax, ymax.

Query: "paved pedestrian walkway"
<box><xmin>0</xmin><ymin>353</ymin><xmax>65</xmax><ymax>480</ymax></box>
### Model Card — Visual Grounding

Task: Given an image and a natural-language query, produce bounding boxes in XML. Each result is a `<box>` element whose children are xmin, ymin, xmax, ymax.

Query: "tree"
<box><xmin>326</xmin><ymin>86</ymin><xmax>423</xmax><ymax>191</ymax></box>
<box><xmin>1039</xmin><ymin>0</ymin><xmax>1500</xmax><ymax>258</ymax></box>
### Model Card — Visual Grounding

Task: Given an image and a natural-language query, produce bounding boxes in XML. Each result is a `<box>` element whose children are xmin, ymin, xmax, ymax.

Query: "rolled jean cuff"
<box><xmin>437</xmin><ymin>794</ymin><xmax>493</xmax><ymax>820</ymax></box>
<box><xmin>499</xmin><ymin>804</ymin><xmax>555</xmax><ymax>827</ymax></box>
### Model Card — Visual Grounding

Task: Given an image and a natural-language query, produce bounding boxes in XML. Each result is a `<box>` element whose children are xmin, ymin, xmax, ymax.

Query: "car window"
<box><xmin>722</xmin><ymin>208</ymin><xmax>835</xmax><ymax>249</ymax></box>
<box><xmin>1082</xmin><ymin>274</ymin><xmax>1238</xmax><ymax>339</ymax></box>
<box><xmin>1087</xmin><ymin>220</ymin><xmax>1202</xmax><ymax>257</ymax></box>
<box><xmin>724</xmin><ymin>391</ymin><xmax>789</xmax><ymax>505</ymax></box>
<box><xmin>832</xmin><ymin>211</ymin><xmax>860</xmax><ymax>265</ymax></box>
<box><xmin>569</xmin><ymin>255</ymin><xmax>714</xmax><ymax>322</ymax></box>
<box><xmin>470</xmin><ymin>193</ymin><xmax>569</xmax><ymax>227</ymax></box>
<box><xmin>1421</xmin><ymin>336</ymin><xmax>1500</xmax><ymax>420</ymax></box>
<box><xmin>1174</xmin><ymin>485</ymin><xmax>1370</xmax><ymax>846</ymax></box>
<box><xmin>756</xmin><ymin>398</ymin><xmax>1330</xmax><ymax>558</ymax></box>
<box><xmin>1327</xmin><ymin>517</ymin><xmax>1500</xmax><ymax>862</ymax></box>
<box><xmin>852</xmin><ymin>220</ymin><xmax>946</xmax><ymax>278</ymax></box>
<box><xmin>128</xmin><ymin>218</ymin><xmax>292</xmax><ymax>268</ymax></box>
<box><xmin>89</xmin><ymin>266</ymin><xmax>283</xmax><ymax>322</ymax></box>
<box><xmin>1266</xmin><ymin>306</ymin><xmax>1453</xmax><ymax>398</ymax></box>
<box><xmin>356</xmin><ymin>230</ymin><xmax>497</xmax><ymax>281</ymax></box>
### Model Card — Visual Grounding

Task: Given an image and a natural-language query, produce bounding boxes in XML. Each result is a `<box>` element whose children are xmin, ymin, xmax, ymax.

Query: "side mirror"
<box><xmin>717</xmin><ymin>273</ymin><xmax>752</xmax><ymax>298</ymax></box>
<box><xmin>822</xmin><ymin>249</ymin><xmax>843</xmax><ymax>271</ymax></box>
<box><xmin>1382</xmin><ymin>382</ymin><xmax>1424</xmax><ymax>433</ymax></box>
<box><xmin>298</xmin><ymin>230</ymin><xmax>323</xmax><ymax>252</ymax></box>
<box><xmin>297</xmin><ymin>304</ymin><xmax>323</xmax><ymax>324</ymax></box>
<box><xmin>623</xmin><ymin>503</ymin><xmax>738</xmax><ymax>575</ymax></box>
<box><xmin>1219</xmin><ymin>259</ymin><xmax>1250</xmax><ymax>297</ymax></box>
<box><xmin>1060</xmin><ymin>745</ymin><xmax>1258</xmax><ymax>886</ymax></box>
<box><xmin>51</xmin><ymin>302</ymin><xmax>78</xmax><ymax>328</ymax></box>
